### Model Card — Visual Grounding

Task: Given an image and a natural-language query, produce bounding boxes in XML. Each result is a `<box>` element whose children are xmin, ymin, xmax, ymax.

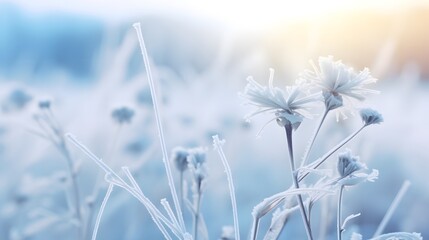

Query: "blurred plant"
<box><xmin>31</xmin><ymin>99</ymin><xmax>83</xmax><ymax>238</ymax></box>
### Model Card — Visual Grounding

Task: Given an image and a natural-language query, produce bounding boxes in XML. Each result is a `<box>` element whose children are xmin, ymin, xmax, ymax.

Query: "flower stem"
<box><xmin>337</xmin><ymin>185</ymin><xmax>345</xmax><ymax>240</ymax></box>
<box><xmin>284</xmin><ymin>125</ymin><xmax>313</xmax><ymax>240</ymax></box>
<box><xmin>179</xmin><ymin>171</ymin><xmax>184</xmax><ymax>214</ymax></box>
<box><xmin>300</xmin><ymin>109</ymin><xmax>329</xmax><ymax>168</ymax></box>
<box><xmin>59</xmin><ymin>141</ymin><xmax>82</xmax><ymax>238</ymax></box>
<box><xmin>193</xmin><ymin>191</ymin><xmax>202</xmax><ymax>240</ymax></box>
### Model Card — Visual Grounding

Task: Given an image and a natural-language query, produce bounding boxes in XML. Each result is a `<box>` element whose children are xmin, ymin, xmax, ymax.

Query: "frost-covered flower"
<box><xmin>187</xmin><ymin>147</ymin><xmax>208</xmax><ymax>189</ymax></box>
<box><xmin>302</xmin><ymin>56</ymin><xmax>378</xmax><ymax>110</ymax></box>
<box><xmin>242</xmin><ymin>68</ymin><xmax>319</xmax><ymax>129</ymax></box>
<box><xmin>360</xmin><ymin>108</ymin><xmax>383</xmax><ymax>126</ymax></box>
<box><xmin>111</xmin><ymin>106</ymin><xmax>135</xmax><ymax>124</ymax></box>
<box><xmin>171</xmin><ymin>147</ymin><xmax>190</xmax><ymax>172</ymax></box>
<box><xmin>335</xmin><ymin>149</ymin><xmax>378</xmax><ymax>186</ymax></box>
<box><xmin>337</xmin><ymin>149</ymin><xmax>366</xmax><ymax>178</ymax></box>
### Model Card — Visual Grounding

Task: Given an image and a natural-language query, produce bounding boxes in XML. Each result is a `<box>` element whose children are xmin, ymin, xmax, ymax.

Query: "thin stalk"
<box><xmin>193</xmin><ymin>191</ymin><xmax>202</xmax><ymax>240</ymax></box>
<box><xmin>213</xmin><ymin>135</ymin><xmax>240</xmax><ymax>240</ymax></box>
<box><xmin>299</xmin><ymin>124</ymin><xmax>366</xmax><ymax>182</ymax></box>
<box><xmin>180</xmin><ymin>171</ymin><xmax>184</xmax><ymax>214</ymax></box>
<box><xmin>133</xmin><ymin>22</ymin><xmax>185</xmax><ymax>232</ymax></box>
<box><xmin>337</xmin><ymin>185</ymin><xmax>345</xmax><ymax>240</ymax></box>
<box><xmin>59</xmin><ymin>141</ymin><xmax>82</xmax><ymax>237</ymax></box>
<box><xmin>284</xmin><ymin>125</ymin><xmax>313</xmax><ymax>240</ymax></box>
<box><xmin>373</xmin><ymin>180</ymin><xmax>411</xmax><ymax>238</ymax></box>
<box><xmin>300</xmin><ymin>109</ymin><xmax>329</xmax><ymax>168</ymax></box>
<box><xmin>67</xmin><ymin>135</ymin><xmax>182</xmax><ymax>238</ymax></box>
<box><xmin>92</xmin><ymin>184</ymin><xmax>114</xmax><ymax>240</ymax></box>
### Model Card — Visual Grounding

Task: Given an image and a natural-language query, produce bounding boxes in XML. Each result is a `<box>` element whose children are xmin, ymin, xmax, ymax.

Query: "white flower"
<box><xmin>302</xmin><ymin>56</ymin><xmax>378</xmax><ymax>111</ymax></box>
<box><xmin>242</xmin><ymin>68</ymin><xmax>319</xmax><ymax>129</ymax></box>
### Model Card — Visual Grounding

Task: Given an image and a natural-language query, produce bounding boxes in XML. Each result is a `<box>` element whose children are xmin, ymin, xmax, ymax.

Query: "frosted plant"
<box><xmin>171</xmin><ymin>146</ymin><xmax>191</xmax><ymax>211</ymax></box>
<box><xmin>30</xmin><ymin>99</ymin><xmax>83</xmax><ymax>239</ymax></box>
<box><xmin>334</xmin><ymin>150</ymin><xmax>378</xmax><ymax>240</ymax></box>
<box><xmin>187</xmin><ymin>147</ymin><xmax>208</xmax><ymax>240</ymax></box>
<box><xmin>242</xmin><ymin>58</ymin><xmax>420</xmax><ymax>240</ymax></box>
<box><xmin>360</xmin><ymin>108</ymin><xmax>384</xmax><ymax>126</ymax></box>
<box><xmin>242</xmin><ymin>68</ymin><xmax>319</xmax><ymax>131</ymax></box>
<box><xmin>302</xmin><ymin>56</ymin><xmax>378</xmax><ymax>108</ymax></box>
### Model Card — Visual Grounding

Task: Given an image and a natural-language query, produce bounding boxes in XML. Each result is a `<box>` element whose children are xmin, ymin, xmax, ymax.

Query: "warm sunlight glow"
<box><xmin>182</xmin><ymin>0</ymin><xmax>416</xmax><ymax>30</ymax></box>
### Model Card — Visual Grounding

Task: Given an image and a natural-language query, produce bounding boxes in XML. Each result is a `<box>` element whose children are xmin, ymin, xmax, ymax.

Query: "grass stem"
<box><xmin>133</xmin><ymin>22</ymin><xmax>186</xmax><ymax>232</ymax></box>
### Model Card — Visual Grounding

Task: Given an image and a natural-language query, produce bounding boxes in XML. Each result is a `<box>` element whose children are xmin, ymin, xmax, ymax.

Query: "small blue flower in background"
<box><xmin>111</xmin><ymin>106</ymin><xmax>135</xmax><ymax>124</ymax></box>
<box><xmin>2</xmin><ymin>89</ymin><xmax>32</xmax><ymax>112</ymax></box>
<box><xmin>38</xmin><ymin>99</ymin><xmax>51</xmax><ymax>109</ymax></box>
<box><xmin>171</xmin><ymin>147</ymin><xmax>190</xmax><ymax>172</ymax></box>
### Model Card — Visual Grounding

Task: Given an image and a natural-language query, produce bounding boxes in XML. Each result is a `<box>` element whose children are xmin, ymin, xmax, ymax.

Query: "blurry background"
<box><xmin>0</xmin><ymin>0</ymin><xmax>428</xmax><ymax>239</ymax></box>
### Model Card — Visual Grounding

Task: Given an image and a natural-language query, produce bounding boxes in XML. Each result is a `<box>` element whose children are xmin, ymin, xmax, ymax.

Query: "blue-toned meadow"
<box><xmin>0</xmin><ymin>2</ymin><xmax>428</xmax><ymax>240</ymax></box>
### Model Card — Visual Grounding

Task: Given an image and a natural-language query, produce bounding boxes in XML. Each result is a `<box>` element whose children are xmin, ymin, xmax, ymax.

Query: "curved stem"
<box><xmin>337</xmin><ymin>185</ymin><xmax>345</xmax><ymax>240</ymax></box>
<box><xmin>284</xmin><ymin>125</ymin><xmax>313</xmax><ymax>240</ymax></box>
<box><xmin>250</xmin><ymin>217</ymin><xmax>260</xmax><ymax>240</ymax></box>
<box><xmin>92</xmin><ymin>184</ymin><xmax>114</xmax><ymax>240</ymax></box>
<box><xmin>213</xmin><ymin>135</ymin><xmax>241</xmax><ymax>240</ymax></box>
<box><xmin>300</xmin><ymin>109</ymin><xmax>329</xmax><ymax>168</ymax></box>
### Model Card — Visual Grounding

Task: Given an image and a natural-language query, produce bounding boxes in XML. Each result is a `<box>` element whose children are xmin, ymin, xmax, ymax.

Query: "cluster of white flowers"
<box><xmin>242</xmin><ymin>56</ymin><xmax>379</xmax><ymax>127</ymax></box>
<box><xmin>242</xmin><ymin>56</ymin><xmax>419</xmax><ymax>240</ymax></box>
